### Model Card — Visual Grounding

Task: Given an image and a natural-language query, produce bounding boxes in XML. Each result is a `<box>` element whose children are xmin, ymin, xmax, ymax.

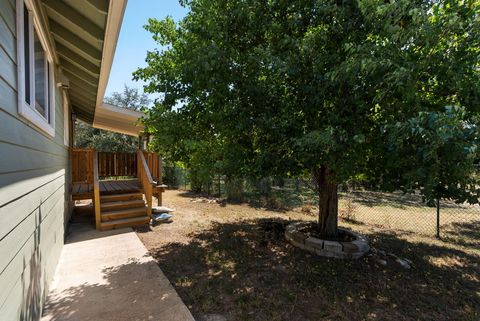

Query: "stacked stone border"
<box><xmin>285</xmin><ymin>222</ymin><xmax>370</xmax><ymax>259</ymax></box>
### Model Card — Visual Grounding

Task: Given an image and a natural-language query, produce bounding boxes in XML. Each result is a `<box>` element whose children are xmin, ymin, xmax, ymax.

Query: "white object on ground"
<box><xmin>153</xmin><ymin>206</ymin><xmax>175</xmax><ymax>213</ymax></box>
<box><xmin>153</xmin><ymin>213</ymin><xmax>173</xmax><ymax>222</ymax></box>
<box><xmin>395</xmin><ymin>258</ymin><xmax>412</xmax><ymax>269</ymax></box>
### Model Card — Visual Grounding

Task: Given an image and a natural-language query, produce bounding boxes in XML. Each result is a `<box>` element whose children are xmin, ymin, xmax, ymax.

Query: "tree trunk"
<box><xmin>313</xmin><ymin>166</ymin><xmax>339</xmax><ymax>238</ymax></box>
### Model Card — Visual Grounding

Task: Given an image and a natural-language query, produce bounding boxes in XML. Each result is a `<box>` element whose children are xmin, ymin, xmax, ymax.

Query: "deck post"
<box><xmin>436</xmin><ymin>197</ymin><xmax>440</xmax><ymax>239</ymax></box>
<box><xmin>157</xmin><ymin>155</ymin><xmax>163</xmax><ymax>206</ymax></box>
<box><xmin>93</xmin><ymin>151</ymin><xmax>101</xmax><ymax>230</ymax></box>
<box><xmin>156</xmin><ymin>185</ymin><xmax>166</xmax><ymax>206</ymax></box>
<box><xmin>137</xmin><ymin>150</ymin><xmax>153</xmax><ymax>217</ymax></box>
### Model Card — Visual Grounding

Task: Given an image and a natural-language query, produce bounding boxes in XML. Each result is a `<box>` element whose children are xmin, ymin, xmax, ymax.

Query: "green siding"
<box><xmin>0</xmin><ymin>1</ymin><xmax>71</xmax><ymax>320</ymax></box>
<box><xmin>0</xmin><ymin>5</ymin><xmax>16</xmax><ymax>61</ymax></box>
<box><xmin>0</xmin><ymin>46</ymin><xmax>16</xmax><ymax>90</ymax></box>
<box><xmin>0</xmin><ymin>0</ymin><xmax>15</xmax><ymax>34</ymax></box>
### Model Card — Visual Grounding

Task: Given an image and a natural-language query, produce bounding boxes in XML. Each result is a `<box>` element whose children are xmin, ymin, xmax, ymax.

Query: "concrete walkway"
<box><xmin>41</xmin><ymin>223</ymin><xmax>194</xmax><ymax>321</ymax></box>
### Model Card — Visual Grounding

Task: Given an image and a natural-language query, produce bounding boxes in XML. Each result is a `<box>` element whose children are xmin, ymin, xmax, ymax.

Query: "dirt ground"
<box><xmin>136</xmin><ymin>190</ymin><xmax>479</xmax><ymax>321</ymax></box>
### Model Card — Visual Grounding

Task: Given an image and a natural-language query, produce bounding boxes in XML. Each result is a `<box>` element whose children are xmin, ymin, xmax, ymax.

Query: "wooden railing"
<box><xmin>142</xmin><ymin>150</ymin><xmax>165</xmax><ymax>205</ymax></box>
<box><xmin>137</xmin><ymin>150</ymin><xmax>154</xmax><ymax>216</ymax></box>
<box><xmin>71</xmin><ymin>148</ymin><xmax>162</xmax><ymax>224</ymax></box>
<box><xmin>98</xmin><ymin>152</ymin><xmax>137</xmax><ymax>178</ymax></box>
<box><xmin>71</xmin><ymin>148</ymin><xmax>95</xmax><ymax>183</ymax></box>
<box><xmin>93</xmin><ymin>151</ymin><xmax>101</xmax><ymax>229</ymax></box>
<box><xmin>71</xmin><ymin>149</ymin><xmax>161</xmax><ymax>182</ymax></box>
<box><xmin>142</xmin><ymin>151</ymin><xmax>162</xmax><ymax>183</ymax></box>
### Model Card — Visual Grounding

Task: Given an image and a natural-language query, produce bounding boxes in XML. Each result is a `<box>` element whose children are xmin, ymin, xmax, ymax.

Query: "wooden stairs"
<box><xmin>99</xmin><ymin>192</ymin><xmax>150</xmax><ymax>231</ymax></box>
<box><xmin>79</xmin><ymin>149</ymin><xmax>162</xmax><ymax>231</ymax></box>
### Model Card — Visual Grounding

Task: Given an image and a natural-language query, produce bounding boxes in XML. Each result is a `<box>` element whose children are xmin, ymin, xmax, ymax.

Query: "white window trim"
<box><xmin>16</xmin><ymin>0</ymin><xmax>55</xmax><ymax>137</ymax></box>
<box><xmin>63</xmin><ymin>90</ymin><xmax>70</xmax><ymax>146</ymax></box>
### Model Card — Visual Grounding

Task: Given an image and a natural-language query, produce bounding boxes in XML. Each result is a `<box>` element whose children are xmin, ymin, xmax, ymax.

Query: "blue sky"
<box><xmin>105</xmin><ymin>0</ymin><xmax>189</xmax><ymax>99</ymax></box>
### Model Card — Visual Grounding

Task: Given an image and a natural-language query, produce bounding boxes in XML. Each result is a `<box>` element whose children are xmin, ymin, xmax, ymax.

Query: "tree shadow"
<box><xmin>176</xmin><ymin>189</ymin><xmax>304</xmax><ymax>212</ymax></box>
<box><xmin>176</xmin><ymin>189</ymin><xmax>475</xmax><ymax>214</ymax></box>
<box><xmin>344</xmin><ymin>191</ymin><xmax>428</xmax><ymax>209</ymax></box>
<box><xmin>345</xmin><ymin>190</ymin><xmax>472</xmax><ymax>210</ymax></box>
<box><xmin>441</xmin><ymin>220</ymin><xmax>480</xmax><ymax>248</ymax></box>
<box><xmin>42</xmin><ymin>260</ymin><xmax>192</xmax><ymax>321</ymax></box>
<box><xmin>12</xmin><ymin>202</ymin><xmax>49</xmax><ymax>321</ymax></box>
<box><xmin>244</xmin><ymin>187</ymin><xmax>310</xmax><ymax>211</ymax></box>
<box><xmin>339</xmin><ymin>217</ymin><xmax>366</xmax><ymax>226</ymax></box>
<box><xmin>19</xmin><ymin>245</ymin><xmax>47</xmax><ymax>321</ymax></box>
<box><xmin>147</xmin><ymin>218</ymin><xmax>480</xmax><ymax>321</ymax></box>
<box><xmin>176</xmin><ymin>191</ymin><xmax>202</xmax><ymax>199</ymax></box>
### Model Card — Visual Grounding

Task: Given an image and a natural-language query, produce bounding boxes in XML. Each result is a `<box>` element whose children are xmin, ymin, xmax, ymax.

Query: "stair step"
<box><xmin>99</xmin><ymin>216</ymin><xmax>150</xmax><ymax>231</ymax></box>
<box><xmin>100</xmin><ymin>193</ymin><xmax>143</xmax><ymax>202</ymax></box>
<box><xmin>101</xmin><ymin>207</ymin><xmax>147</xmax><ymax>221</ymax></box>
<box><xmin>101</xmin><ymin>199</ymin><xmax>146</xmax><ymax>211</ymax></box>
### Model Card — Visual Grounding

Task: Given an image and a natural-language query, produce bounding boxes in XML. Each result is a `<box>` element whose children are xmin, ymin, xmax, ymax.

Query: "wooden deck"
<box><xmin>72</xmin><ymin>179</ymin><xmax>142</xmax><ymax>200</ymax></box>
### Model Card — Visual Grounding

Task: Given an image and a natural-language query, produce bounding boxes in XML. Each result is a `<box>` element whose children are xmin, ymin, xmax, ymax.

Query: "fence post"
<box><xmin>184</xmin><ymin>168</ymin><xmax>187</xmax><ymax>190</ymax></box>
<box><xmin>436</xmin><ymin>197</ymin><xmax>440</xmax><ymax>238</ymax></box>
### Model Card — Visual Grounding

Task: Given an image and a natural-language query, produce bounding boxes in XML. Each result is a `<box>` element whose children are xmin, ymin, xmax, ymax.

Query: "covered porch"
<box><xmin>70</xmin><ymin>147</ymin><xmax>166</xmax><ymax>231</ymax></box>
<box><xmin>67</xmin><ymin>82</ymin><xmax>169</xmax><ymax>230</ymax></box>
<box><xmin>71</xmin><ymin>149</ymin><xmax>164</xmax><ymax>199</ymax></box>
<box><xmin>53</xmin><ymin>0</ymin><xmax>165</xmax><ymax>230</ymax></box>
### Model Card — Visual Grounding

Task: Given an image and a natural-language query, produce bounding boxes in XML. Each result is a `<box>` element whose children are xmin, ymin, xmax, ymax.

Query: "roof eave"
<box><xmin>93</xmin><ymin>103</ymin><xmax>145</xmax><ymax>137</ymax></box>
<box><xmin>94</xmin><ymin>0</ymin><xmax>127</xmax><ymax>118</ymax></box>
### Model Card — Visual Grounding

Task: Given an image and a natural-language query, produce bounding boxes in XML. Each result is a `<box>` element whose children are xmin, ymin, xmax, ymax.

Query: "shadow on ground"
<box><xmin>176</xmin><ymin>190</ymin><xmax>310</xmax><ymax>212</ymax></box>
<box><xmin>148</xmin><ymin>218</ymin><xmax>479</xmax><ymax>321</ymax></box>
<box><xmin>42</xmin><ymin>260</ymin><xmax>186</xmax><ymax>321</ymax></box>
<box><xmin>175</xmin><ymin>189</ymin><xmax>470</xmax><ymax>214</ymax></box>
<box><xmin>441</xmin><ymin>220</ymin><xmax>480</xmax><ymax>248</ymax></box>
<box><xmin>345</xmin><ymin>190</ymin><xmax>474</xmax><ymax>210</ymax></box>
<box><xmin>344</xmin><ymin>191</ymin><xmax>428</xmax><ymax>209</ymax></box>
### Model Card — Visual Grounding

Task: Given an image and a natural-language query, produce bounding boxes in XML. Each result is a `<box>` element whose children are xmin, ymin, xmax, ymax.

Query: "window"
<box><xmin>16</xmin><ymin>0</ymin><xmax>55</xmax><ymax>137</ymax></box>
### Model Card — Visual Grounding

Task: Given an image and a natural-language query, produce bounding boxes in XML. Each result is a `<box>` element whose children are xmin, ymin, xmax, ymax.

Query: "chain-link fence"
<box><xmin>163</xmin><ymin>166</ymin><xmax>190</xmax><ymax>190</ymax></box>
<box><xmin>337</xmin><ymin>190</ymin><xmax>480</xmax><ymax>241</ymax></box>
<box><xmin>164</xmin><ymin>166</ymin><xmax>227</xmax><ymax>195</ymax></box>
<box><xmin>162</xmin><ymin>165</ymin><xmax>480</xmax><ymax>242</ymax></box>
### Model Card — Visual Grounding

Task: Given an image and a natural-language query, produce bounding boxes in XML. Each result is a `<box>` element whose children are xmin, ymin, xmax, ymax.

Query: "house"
<box><xmin>0</xmin><ymin>0</ymin><xmax>163</xmax><ymax>319</ymax></box>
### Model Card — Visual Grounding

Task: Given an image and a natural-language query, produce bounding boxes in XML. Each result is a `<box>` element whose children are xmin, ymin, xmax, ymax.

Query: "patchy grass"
<box><xmin>338</xmin><ymin>191</ymin><xmax>480</xmax><ymax>239</ymax></box>
<box><xmin>137</xmin><ymin>190</ymin><xmax>480</xmax><ymax>321</ymax></box>
<box><xmin>237</xmin><ymin>184</ymin><xmax>480</xmax><ymax>237</ymax></box>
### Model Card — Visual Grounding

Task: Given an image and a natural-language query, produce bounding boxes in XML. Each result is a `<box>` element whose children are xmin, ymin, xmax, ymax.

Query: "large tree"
<box><xmin>135</xmin><ymin>0</ymin><xmax>480</xmax><ymax>238</ymax></box>
<box><xmin>75</xmin><ymin>85</ymin><xmax>150</xmax><ymax>152</ymax></box>
<box><xmin>105</xmin><ymin>84</ymin><xmax>150</xmax><ymax>111</ymax></box>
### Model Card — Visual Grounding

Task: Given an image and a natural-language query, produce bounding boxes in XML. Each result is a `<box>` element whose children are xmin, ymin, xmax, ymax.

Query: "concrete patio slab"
<box><xmin>41</xmin><ymin>223</ymin><xmax>194</xmax><ymax>321</ymax></box>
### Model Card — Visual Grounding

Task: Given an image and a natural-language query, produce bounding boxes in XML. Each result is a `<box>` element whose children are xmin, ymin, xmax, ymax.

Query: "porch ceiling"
<box><xmin>93</xmin><ymin>103</ymin><xmax>145</xmax><ymax>137</ymax></box>
<box><xmin>40</xmin><ymin>0</ymin><xmax>126</xmax><ymax>124</ymax></box>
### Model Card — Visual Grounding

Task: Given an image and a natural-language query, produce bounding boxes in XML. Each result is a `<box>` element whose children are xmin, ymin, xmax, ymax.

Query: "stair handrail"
<box><xmin>137</xmin><ymin>149</ymin><xmax>154</xmax><ymax>217</ymax></box>
<box><xmin>93</xmin><ymin>150</ymin><xmax>101</xmax><ymax>229</ymax></box>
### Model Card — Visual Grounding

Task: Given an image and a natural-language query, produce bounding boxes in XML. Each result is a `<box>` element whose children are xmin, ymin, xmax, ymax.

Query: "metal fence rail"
<box><xmin>337</xmin><ymin>190</ymin><xmax>480</xmax><ymax>241</ymax></box>
<box><xmin>163</xmin><ymin>166</ymin><xmax>480</xmax><ymax>242</ymax></box>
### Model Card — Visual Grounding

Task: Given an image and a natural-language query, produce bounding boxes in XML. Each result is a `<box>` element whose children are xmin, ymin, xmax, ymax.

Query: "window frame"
<box><xmin>16</xmin><ymin>0</ymin><xmax>55</xmax><ymax>137</ymax></box>
<box><xmin>63</xmin><ymin>91</ymin><xmax>70</xmax><ymax>146</ymax></box>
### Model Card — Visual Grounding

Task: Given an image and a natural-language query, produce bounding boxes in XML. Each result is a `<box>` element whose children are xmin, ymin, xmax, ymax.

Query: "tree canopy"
<box><xmin>105</xmin><ymin>84</ymin><xmax>151</xmax><ymax>111</ymax></box>
<box><xmin>135</xmin><ymin>0</ymin><xmax>480</xmax><ymax>237</ymax></box>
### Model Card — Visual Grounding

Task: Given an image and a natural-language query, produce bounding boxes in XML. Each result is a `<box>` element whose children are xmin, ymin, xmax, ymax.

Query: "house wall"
<box><xmin>0</xmin><ymin>0</ymin><xmax>72</xmax><ymax>319</ymax></box>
